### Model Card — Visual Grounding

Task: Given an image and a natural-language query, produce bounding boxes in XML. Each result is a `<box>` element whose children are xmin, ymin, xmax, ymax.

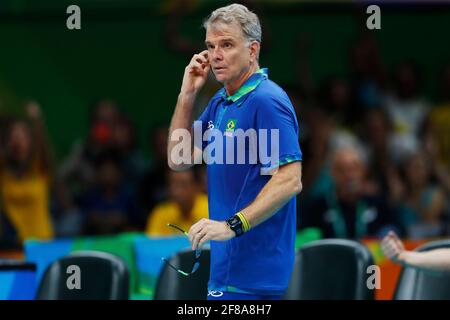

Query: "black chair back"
<box><xmin>37</xmin><ymin>250</ymin><xmax>129</xmax><ymax>300</ymax></box>
<box><xmin>284</xmin><ymin>239</ymin><xmax>375</xmax><ymax>300</ymax></box>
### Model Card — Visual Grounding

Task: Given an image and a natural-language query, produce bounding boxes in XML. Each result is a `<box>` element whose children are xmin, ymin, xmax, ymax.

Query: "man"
<box><xmin>167</xmin><ymin>4</ymin><xmax>302</xmax><ymax>300</ymax></box>
<box><xmin>300</xmin><ymin>145</ymin><xmax>398</xmax><ymax>239</ymax></box>
<box><xmin>382</xmin><ymin>231</ymin><xmax>450</xmax><ymax>272</ymax></box>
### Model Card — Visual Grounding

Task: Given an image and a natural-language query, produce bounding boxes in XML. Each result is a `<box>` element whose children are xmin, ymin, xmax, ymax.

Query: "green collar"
<box><xmin>220</xmin><ymin>68</ymin><xmax>268</xmax><ymax>103</ymax></box>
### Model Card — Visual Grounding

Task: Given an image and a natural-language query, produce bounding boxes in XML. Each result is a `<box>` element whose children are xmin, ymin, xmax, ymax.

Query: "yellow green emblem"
<box><xmin>226</xmin><ymin>119</ymin><xmax>237</xmax><ymax>132</ymax></box>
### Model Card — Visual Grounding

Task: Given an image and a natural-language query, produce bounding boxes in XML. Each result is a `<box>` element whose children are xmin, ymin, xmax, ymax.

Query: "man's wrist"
<box><xmin>178</xmin><ymin>91</ymin><xmax>198</xmax><ymax>102</ymax></box>
<box><xmin>225</xmin><ymin>212</ymin><xmax>251</xmax><ymax>237</ymax></box>
<box><xmin>236</xmin><ymin>212</ymin><xmax>251</xmax><ymax>233</ymax></box>
<box><xmin>223</xmin><ymin>221</ymin><xmax>236</xmax><ymax>237</ymax></box>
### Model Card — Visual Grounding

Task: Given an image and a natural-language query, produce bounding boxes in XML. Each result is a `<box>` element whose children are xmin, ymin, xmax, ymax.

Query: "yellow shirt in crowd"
<box><xmin>146</xmin><ymin>193</ymin><xmax>209</xmax><ymax>236</ymax></box>
<box><xmin>0</xmin><ymin>161</ymin><xmax>54</xmax><ymax>242</ymax></box>
<box><xmin>429</xmin><ymin>104</ymin><xmax>450</xmax><ymax>168</ymax></box>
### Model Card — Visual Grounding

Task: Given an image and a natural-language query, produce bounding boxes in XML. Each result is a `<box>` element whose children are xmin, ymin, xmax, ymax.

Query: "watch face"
<box><xmin>227</xmin><ymin>216</ymin><xmax>244</xmax><ymax>236</ymax></box>
<box><xmin>227</xmin><ymin>216</ymin><xmax>243</xmax><ymax>237</ymax></box>
<box><xmin>230</xmin><ymin>217</ymin><xmax>239</xmax><ymax>225</ymax></box>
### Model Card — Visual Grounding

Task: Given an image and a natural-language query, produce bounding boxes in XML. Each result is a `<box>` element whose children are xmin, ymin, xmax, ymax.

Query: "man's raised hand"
<box><xmin>180</xmin><ymin>50</ymin><xmax>210</xmax><ymax>96</ymax></box>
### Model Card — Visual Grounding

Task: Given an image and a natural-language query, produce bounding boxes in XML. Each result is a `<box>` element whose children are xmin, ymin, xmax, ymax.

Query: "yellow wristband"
<box><xmin>236</xmin><ymin>212</ymin><xmax>251</xmax><ymax>233</ymax></box>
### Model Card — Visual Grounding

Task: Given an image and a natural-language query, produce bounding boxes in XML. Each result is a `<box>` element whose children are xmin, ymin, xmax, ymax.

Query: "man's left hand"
<box><xmin>188</xmin><ymin>218</ymin><xmax>235</xmax><ymax>250</ymax></box>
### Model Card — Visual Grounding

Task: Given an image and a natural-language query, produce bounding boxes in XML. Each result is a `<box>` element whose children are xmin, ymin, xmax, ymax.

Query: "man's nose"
<box><xmin>211</xmin><ymin>47</ymin><xmax>223</xmax><ymax>61</ymax></box>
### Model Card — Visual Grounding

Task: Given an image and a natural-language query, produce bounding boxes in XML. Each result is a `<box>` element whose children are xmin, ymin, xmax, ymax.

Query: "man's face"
<box><xmin>205</xmin><ymin>21</ymin><xmax>253</xmax><ymax>84</ymax></box>
<box><xmin>332</xmin><ymin>150</ymin><xmax>365</xmax><ymax>198</ymax></box>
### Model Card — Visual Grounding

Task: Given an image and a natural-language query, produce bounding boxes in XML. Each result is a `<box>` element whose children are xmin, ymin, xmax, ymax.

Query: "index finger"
<box><xmin>199</xmin><ymin>50</ymin><xmax>209</xmax><ymax>62</ymax></box>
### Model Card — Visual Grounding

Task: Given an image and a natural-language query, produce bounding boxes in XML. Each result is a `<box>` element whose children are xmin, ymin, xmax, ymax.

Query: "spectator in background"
<box><xmin>348</xmin><ymin>34</ymin><xmax>387</xmax><ymax>110</ymax></box>
<box><xmin>138</xmin><ymin>125</ymin><xmax>169</xmax><ymax>229</ymax></box>
<box><xmin>0</xmin><ymin>102</ymin><xmax>54</xmax><ymax>246</ymax></box>
<box><xmin>55</xmin><ymin>99</ymin><xmax>125</xmax><ymax>235</ymax></box>
<box><xmin>420</xmin><ymin>64</ymin><xmax>450</xmax><ymax>198</ymax></box>
<box><xmin>146</xmin><ymin>168</ymin><xmax>208</xmax><ymax>237</ymax></box>
<box><xmin>298</xmin><ymin>101</ymin><xmax>362</xmax><ymax>207</ymax></box>
<box><xmin>318</xmin><ymin>76</ymin><xmax>356</xmax><ymax>130</ymax></box>
<box><xmin>383</xmin><ymin>61</ymin><xmax>430</xmax><ymax>162</ymax></box>
<box><xmin>300</xmin><ymin>145</ymin><xmax>398</xmax><ymax>239</ymax></box>
<box><xmin>360</xmin><ymin>109</ymin><xmax>405</xmax><ymax>206</ymax></box>
<box><xmin>111</xmin><ymin>116</ymin><xmax>147</xmax><ymax>195</ymax></box>
<box><xmin>421</xmin><ymin>118</ymin><xmax>450</xmax><ymax>199</ymax></box>
<box><xmin>317</xmin><ymin>77</ymin><xmax>363</xmax><ymax>152</ymax></box>
<box><xmin>58</xmin><ymin>99</ymin><xmax>120</xmax><ymax>200</ymax></box>
<box><xmin>52</xmin><ymin>178</ymin><xmax>83</xmax><ymax>237</ymax></box>
<box><xmin>428</xmin><ymin>64</ymin><xmax>450</xmax><ymax>169</ymax></box>
<box><xmin>360</xmin><ymin>109</ymin><xmax>391</xmax><ymax>194</ymax></box>
<box><xmin>80</xmin><ymin>150</ymin><xmax>137</xmax><ymax>235</ymax></box>
<box><xmin>396</xmin><ymin>150</ymin><xmax>447</xmax><ymax>238</ymax></box>
<box><xmin>299</xmin><ymin>105</ymin><xmax>335</xmax><ymax>204</ymax></box>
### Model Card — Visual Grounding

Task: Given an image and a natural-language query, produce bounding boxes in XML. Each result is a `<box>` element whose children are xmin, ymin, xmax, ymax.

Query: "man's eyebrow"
<box><xmin>220</xmin><ymin>38</ymin><xmax>235</xmax><ymax>43</ymax></box>
<box><xmin>205</xmin><ymin>38</ymin><xmax>236</xmax><ymax>46</ymax></box>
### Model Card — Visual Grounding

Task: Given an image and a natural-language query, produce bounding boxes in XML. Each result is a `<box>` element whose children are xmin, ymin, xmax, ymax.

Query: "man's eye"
<box><xmin>224</xmin><ymin>43</ymin><xmax>232</xmax><ymax>48</ymax></box>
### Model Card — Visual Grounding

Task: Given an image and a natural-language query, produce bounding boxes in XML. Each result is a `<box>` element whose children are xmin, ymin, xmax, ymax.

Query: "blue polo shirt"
<box><xmin>194</xmin><ymin>68</ymin><xmax>302</xmax><ymax>295</ymax></box>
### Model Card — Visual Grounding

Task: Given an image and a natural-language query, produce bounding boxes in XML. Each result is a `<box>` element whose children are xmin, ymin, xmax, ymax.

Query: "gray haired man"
<box><xmin>167</xmin><ymin>3</ymin><xmax>303</xmax><ymax>300</ymax></box>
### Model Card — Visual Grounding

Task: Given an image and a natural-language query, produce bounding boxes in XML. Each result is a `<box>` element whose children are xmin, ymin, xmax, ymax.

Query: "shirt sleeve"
<box><xmin>254</xmin><ymin>94</ymin><xmax>302</xmax><ymax>173</ymax></box>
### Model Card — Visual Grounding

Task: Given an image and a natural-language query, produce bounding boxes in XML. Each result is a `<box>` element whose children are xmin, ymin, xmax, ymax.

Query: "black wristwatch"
<box><xmin>226</xmin><ymin>215</ymin><xmax>244</xmax><ymax>237</ymax></box>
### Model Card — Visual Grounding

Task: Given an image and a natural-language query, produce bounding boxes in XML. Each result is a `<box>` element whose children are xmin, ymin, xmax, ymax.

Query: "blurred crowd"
<box><xmin>0</xmin><ymin>36</ymin><xmax>449</xmax><ymax>249</ymax></box>
<box><xmin>295</xmin><ymin>36</ymin><xmax>450</xmax><ymax>240</ymax></box>
<box><xmin>0</xmin><ymin>99</ymin><xmax>209</xmax><ymax>248</ymax></box>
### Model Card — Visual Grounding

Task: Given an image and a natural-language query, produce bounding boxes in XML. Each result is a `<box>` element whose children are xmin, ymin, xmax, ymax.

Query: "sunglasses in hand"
<box><xmin>162</xmin><ymin>223</ymin><xmax>202</xmax><ymax>276</ymax></box>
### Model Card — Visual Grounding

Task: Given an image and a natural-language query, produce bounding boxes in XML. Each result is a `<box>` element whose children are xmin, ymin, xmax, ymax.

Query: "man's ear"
<box><xmin>249</xmin><ymin>41</ymin><xmax>260</xmax><ymax>62</ymax></box>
